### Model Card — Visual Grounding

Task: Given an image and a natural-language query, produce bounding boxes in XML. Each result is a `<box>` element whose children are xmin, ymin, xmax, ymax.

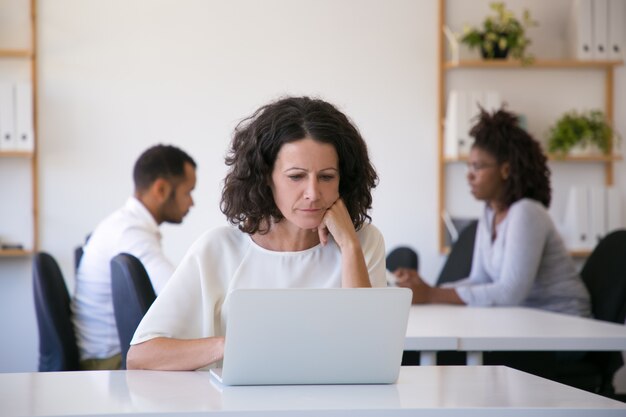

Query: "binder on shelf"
<box><xmin>444</xmin><ymin>90</ymin><xmax>502</xmax><ymax>159</ymax></box>
<box><xmin>563</xmin><ymin>186</ymin><xmax>592</xmax><ymax>250</ymax></box>
<box><xmin>608</xmin><ymin>0</ymin><xmax>625</xmax><ymax>60</ymax></box>
<box><xmin>592</xmin><ymin>0</ymin><xmax>609</xmax><ymax>60</ymax></box>
<box><xmin>462</xmin><ymin>91</ymin><xmax>483</xmax><ymax>157</ymax></box>
<box><xmin>568</xmin><ymin>0</ymin><xmax>594</xmax><ymax>60</ymax></box>
<box><xmin>14</xmin><ymin>82</ymin><xmax>34</xmax><ymax>152</ymax></box>
<box><xmin>588</xmin><ymin>187</ymin><xmax>606</xmax><ymax>245</ymax></box>
<box><xmin>0</xmin><ymin>83</ymin><xmax>16</xmax><ymax>151</ymax></box>
<box><xmin>444</xmin><ymin>90</ymin><xmax>471</xmax><ymax>158</ymax></box>
<box><xmin>606</xmin><ymin>187</ymin><xmax>623</xmax><ymax>232</ymax></box>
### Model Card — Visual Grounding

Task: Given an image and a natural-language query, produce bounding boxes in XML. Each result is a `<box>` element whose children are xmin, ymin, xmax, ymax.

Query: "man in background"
<box><xmin>72</xmin><ymin>144</ymin><xmax>197</xmax><ymax>370</ymax></box>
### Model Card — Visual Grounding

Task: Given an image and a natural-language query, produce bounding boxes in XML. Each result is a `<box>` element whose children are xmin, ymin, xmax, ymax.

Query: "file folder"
<box><xmin>606</xmin><ymin>187</ymin><xmax>622</xmax><ymax>232</ymax></box>
<box><xmin>14</xmin><ymin>82</ymin><xmax>34</xmax><ymax>152</ymax></box>
<box><xmin>569</xmin><ymin>0</ymin><xmax>594</xmax><ymax>60</ymax></box>
<box><xmin>589</xmin><ymin>187</ymin><xmax>606</xmax><ymax>245</ymax></box>
<box><xmin>592</xmin><ymin>0</ymin><xmax>609</xmax><ymax>60</ymax></box>
<box><xmin>461</xmin><ymin>91</ymin><xmax>483</xmax><ymax>157</ymax></box>
<box><xmin>0</xmin><ymin>83</ymin><xmax>16</xmax><ymax>151</ymax></box>
<box><xmin>608</xmin><ymin>0</ymin><xmax>625</xmax><ymax>60</ymax></box>
<box><xmin>445</xmin><ymin>90</ymin><xmax>471</xmax><ymax>158</ymax></box>
<box><xmin>563</xmin><ymin>186</ymin><xmax>592</xmax><ymax>250</ymax></box>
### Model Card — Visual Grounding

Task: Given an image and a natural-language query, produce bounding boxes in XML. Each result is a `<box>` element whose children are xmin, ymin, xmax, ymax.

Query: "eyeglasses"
<box><xmin>466</xmin><ymin>162</ymin><xmax>497</xmax><ymax>174</ymax></box>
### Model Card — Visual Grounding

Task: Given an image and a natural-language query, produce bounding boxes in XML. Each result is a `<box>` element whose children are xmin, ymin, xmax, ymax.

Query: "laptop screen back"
<box><xmin>214</xmin><ymin>287</ymin><xmax>412</xmax><ymax>385</ymax></box>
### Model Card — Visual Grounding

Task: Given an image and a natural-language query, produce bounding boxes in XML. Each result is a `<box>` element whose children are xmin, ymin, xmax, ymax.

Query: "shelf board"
<box><xmin>0</xmin><ymin>150</ymin><xmax>35</xmax><ymax>158</ymax></box>
<box><xmin>0</xmin><ymin>249</ymin><xmax>33</xmax><ymax>257</ymax></box>
<box><xmin>444</xmin><ymin>59</ymin><xmax>624</xmax><ymax>70</ymax></box>
<box><xmin>0</xmin><ymin>49</ymin><xmax>33</xmax><ymax>58</ymax></box>
<box><xmin>444</xmin><ymin>154</ymin><xmax>622</xmax><ymax>163</ymax></box>
<box><xmin>547</xmin><ymin>153</ymin><xmax>623</xmax><ymax>162</ymax></box>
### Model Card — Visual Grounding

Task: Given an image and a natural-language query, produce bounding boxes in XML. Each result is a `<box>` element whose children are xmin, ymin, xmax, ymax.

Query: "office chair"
<box><xmin>436</xmin><ymin>220</ymin><xmax>477</xmax><ymax>286</ymax></box>
<box><xmin>74</xmin><ymin>233</ymin><xmax>91</xmax><ymax>272</ymax></box>
<box><xmin>74</xmin><ymin>246</ymin><xmax>84</xmax><ymax>271</ymax></box>
<box><xmin>554</xmin><ymin>229</ymin><xmax>626</xmax><ymax>395</ymax></box>
<box><xmin>32</xmin><ymin>252</ymin><xmax>81</xmax><ymax>372</ymax></box>
<box><xmin>386</xmin><ymin>246</ymin><xmax>419</xmax><ymax>272</ymax></box>
<box><xmin>110</xmin><ymin>253</ymin><xmax>156</xmax><ymax>369</ymax></box>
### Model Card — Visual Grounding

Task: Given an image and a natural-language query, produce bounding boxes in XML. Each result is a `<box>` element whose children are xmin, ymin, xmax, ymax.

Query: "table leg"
<box><xmin>466</xmin><ymin>351</ymin><xmax>483</xmax><ymax>365</ymax></box>
<box><xmin>420</xmin><ymin>351</ymin><xmax>437</xmax><ymax>366</ymax></box>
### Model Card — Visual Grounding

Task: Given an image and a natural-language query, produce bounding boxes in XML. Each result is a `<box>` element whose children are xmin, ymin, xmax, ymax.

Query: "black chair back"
<box><xmin>437</xmin><ymin>220</ymin><xmax>478</xmax><ymax>286</ymax></box>
<box><xmin>581</xmin><ymin>229</ymin><xmax>626</xmax><ymax>387</ymax></box>
<box><xmin>386</xmin><ymin>246</ymin><xmax>419</xmax><ymax>272</ymax></box>
<box><xmin>32</xmin><ymin>252</ymin><xmax>81</xmax><ymax>371</ymax></box>
<box><xmin>581</xmin><ymin>229</ymin><xmax>626</xmax><ymax>324</ymax></box>
<box><xmin>110</xmin><ymin>253</ymin><xmax>156</xmax><ymax>369</ymax></box>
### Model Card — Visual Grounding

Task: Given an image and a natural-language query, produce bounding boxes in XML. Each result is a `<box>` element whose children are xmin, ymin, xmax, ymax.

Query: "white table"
<box><xmin>405</xmin><ymin>305</ymin><xmax>626</xmax><ymax>365</ymax></box>
<box><xmin>1</xmin><ymin>366</ymin><xmax>625</xmax><ymax>416</ymax></box>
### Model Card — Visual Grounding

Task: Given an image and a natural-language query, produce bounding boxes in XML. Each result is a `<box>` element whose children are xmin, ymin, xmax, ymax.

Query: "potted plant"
<box><xmin>547</xmin><ymin>110</ymin><xmax>618</xmax><ymax>156</ymax></box>
<box><xmin>460</xmin><ymin>2</ymin><xmax>537</xmax><ymax>65</ymax></box>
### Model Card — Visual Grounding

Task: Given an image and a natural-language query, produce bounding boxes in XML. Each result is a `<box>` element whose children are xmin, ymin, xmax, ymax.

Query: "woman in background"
<box><xmin>127</xmin><ymin>96</ymin><xmax>386</xmax><ymax>371</ymax></box>
<box><xmin>396</xmin><ymin>107</ymin><xmax>590</xmax><ymax>318</ymax></box>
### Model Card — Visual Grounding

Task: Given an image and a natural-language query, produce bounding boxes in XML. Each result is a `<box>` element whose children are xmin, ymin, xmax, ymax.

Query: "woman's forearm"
<box><xmin>340</xmin><ymin>241</ymin><xmax>372</xmax><ymax>288</ymax></box>
<box><xmin>427</xmin><ymin>287</ymin><xmax>466</xmax><ymax>305</ymax></box>
<box><xmin>126</xmin><ymin>336</ymin><xmax>225</xmax><ymax>371</ymax></box>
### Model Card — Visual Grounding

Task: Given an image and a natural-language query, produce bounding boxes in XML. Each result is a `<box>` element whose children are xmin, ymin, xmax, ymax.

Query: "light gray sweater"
<box><xmin>449</xmin><ymin>198</ymin><xmax>591</xmax><ymax>317</ymax></box>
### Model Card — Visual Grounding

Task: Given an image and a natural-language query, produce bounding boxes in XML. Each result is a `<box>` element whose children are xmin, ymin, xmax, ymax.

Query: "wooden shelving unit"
<box><xmin>437</xmin><ymin>0</ymin><xmax>623</xmax><ymax>256</ymax></box>
<box><xmin>445</xmin><ymin>154</ymin><xmax>623</xmax><ymax>163</ymax></box>
<box><xmin>0</xmin><ymin>0</ymin><xmax>38</xmax><ymax>258</ymax></box>
<box><xmin>444</xmin><ymin>59</ymin><xmax>623</xmax><ymax>69</ymax></box>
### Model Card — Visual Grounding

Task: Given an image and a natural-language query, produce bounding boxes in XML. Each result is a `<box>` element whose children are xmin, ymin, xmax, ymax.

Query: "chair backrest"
<box><xmin>579</xmin><ymin>229</ymin><xmax>626</xmax><ymax>389</ymax></box>
<box><xmin>32</xmin><ymin>252</ymin><xmax>81</xmax><ymax>372</ymax></box>
<box><xmin>386</xmin><ymin>246</ymin><xmax>419</xmax><ymax>272</ymax></box>
<box><xmin>437</xmin><ymin>220</ymin><xmax>478</xmax><ymax>286</ymax></box>
<box><xmin>74</xmin><ymin>245</ymin><xmax>84</xmax><ymax>272</ymax></box>
<box><xmin>580</xmin><ymin>229</ymin><xmax>626</xmax><ymax>324</ymax></box>
<box><xmin>110</xmin><ymin>253</ymin><xmax>156</xmax><ymax>369</ymax></box>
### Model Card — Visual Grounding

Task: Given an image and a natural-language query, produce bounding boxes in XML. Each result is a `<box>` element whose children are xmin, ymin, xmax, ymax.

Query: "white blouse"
<box><xmin>131</xmin><ymin>223</ymin><xmax>387</xmax><ymax>350</ymax></box>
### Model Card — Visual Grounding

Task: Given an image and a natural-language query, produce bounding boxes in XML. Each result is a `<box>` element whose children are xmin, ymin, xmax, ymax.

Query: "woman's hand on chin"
<box><xmin>317</xmin><ymin>198</ymin><xmax>359</xmax><ymax>250</ymax></box>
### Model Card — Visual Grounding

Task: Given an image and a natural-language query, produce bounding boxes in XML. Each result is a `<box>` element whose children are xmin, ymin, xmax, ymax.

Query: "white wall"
<box><xmin>0</xmin><ymin>0</ymin><xmax>624</xmax><ymax>389</ymax></box>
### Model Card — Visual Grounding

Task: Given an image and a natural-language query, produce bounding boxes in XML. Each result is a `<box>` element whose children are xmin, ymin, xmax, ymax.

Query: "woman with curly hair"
<box><xmin>396</xmin><ymin>108</ymin><xmax>590</xmax><ymax>318</ymax></box>
<box><xmin>127</xmin><ymin>96</ymin><xmax>386</xmax><ymax>371</ymax></box>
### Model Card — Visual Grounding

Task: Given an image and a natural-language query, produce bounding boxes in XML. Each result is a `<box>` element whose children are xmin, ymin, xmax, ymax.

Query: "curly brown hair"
<box><xmin>470</xmin><ymin>107</ymin><xmax>551</xmax><ymax>208</ymax></box>
<box><xmin>220</xmin><ymin>96</ymin><xmax>378</xmax><ymax>234</ymax></box>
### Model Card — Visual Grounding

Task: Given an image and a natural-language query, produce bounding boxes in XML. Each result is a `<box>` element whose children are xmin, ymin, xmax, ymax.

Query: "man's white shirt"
<box><xmin>71</xmin><ymin>197</ymin><xmax>175</xmax><ymax>360</ymax></box>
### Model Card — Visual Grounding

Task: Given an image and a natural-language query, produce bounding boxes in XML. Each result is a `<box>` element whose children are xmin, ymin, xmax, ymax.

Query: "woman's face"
<box><xmin>269</xmin><ymin>137</ymin><xmax>340</xmax><ymax>231</ymax></box>
<box><xmin>466</xmin><ymin>146</ymin><xmax>509</xmax><ymax>203</ymax></box>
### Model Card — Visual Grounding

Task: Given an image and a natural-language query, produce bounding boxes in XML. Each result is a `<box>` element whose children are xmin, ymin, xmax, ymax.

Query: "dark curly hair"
<box><xmin>220</xmin><ymin>96</ymin><xmax>378</xmax><ymax>234</ymax></box>
<box><xmin>470</xmin><ymin>107</ymin><xmax>551</xmax><ymax>208</ymax></box>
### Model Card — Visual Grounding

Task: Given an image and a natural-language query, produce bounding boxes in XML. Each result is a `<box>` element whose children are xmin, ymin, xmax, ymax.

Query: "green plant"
<box><xmin>547</xmin><ymin>110</ymin><xmax>617</xmax><ymax>155</ymax></box>
<box><xmin>460</xmin><ymin>2</ymin><xmax>537</xmax><ymax>65</ymax></box>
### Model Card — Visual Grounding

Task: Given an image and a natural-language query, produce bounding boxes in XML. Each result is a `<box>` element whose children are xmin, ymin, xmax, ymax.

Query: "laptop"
<box><xmin>209</xmin><ymin>287</ymin><xmax>412</xmax><ymax>386</ymax></box>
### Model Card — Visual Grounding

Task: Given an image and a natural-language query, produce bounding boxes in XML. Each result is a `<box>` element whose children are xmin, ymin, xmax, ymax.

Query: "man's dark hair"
<box><xmin>133</xmin><ymin>144</ymin><xmax>196</xmax><ymax>192</ymax></box>
<box><xmin>220</xmin><ymin>96</ymin><xmax>378</xmax><ymax>234</ymax></box>
<box><xmin>470</xmin><ymin>107</ymin><xmax>551</xmax><ymax>208</ymax></box>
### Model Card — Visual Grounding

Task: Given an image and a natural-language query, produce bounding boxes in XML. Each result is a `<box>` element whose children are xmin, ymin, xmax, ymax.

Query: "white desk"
<box><xmin>1</xmin><ymin>366</ymin><xmax>624</xmax><ymax>416</ymax></box>
<box><xmin>405</xmin><ymin>305</ymin><xmax>626</xmax><ymax>365</ymax></box>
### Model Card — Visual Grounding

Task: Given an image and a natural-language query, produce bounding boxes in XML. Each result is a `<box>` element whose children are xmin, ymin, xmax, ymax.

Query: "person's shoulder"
<box><xmin>189</xmin><ymin>225</ymin><xmax>249</xmax><ymax>253</ymax></box>
<box><xmin>357</xmin><ymin>223</ymin><xmax>384</xmax><ymax>245</ymax></box>
<box><xmin>510</xmin><ymin>198</ymin><xmax>547</xmax><ymax>213</ymax></box>
<box><xmin>508</xmin><ymin>198</ymin><xmax>550</xmax><ymax>223</ymax></box>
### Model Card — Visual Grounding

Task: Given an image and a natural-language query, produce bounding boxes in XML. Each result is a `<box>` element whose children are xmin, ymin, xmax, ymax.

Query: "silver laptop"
<box><xmin>210</xmin><ymin>287</ymin><xmax>412</xmax><ymax>386</ymax></box>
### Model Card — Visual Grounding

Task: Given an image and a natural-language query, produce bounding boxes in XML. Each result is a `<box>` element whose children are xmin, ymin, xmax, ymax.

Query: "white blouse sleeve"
<box><xmin>360</xmin><ymin>224</ymin><xmax>387</xmax><ymax>288</ymax></box>
<box><xmin>455</xmin><ymin>201</ymin><xmax>549</xmax><ymax>306</ymax></box>
<box><xmin>130</xmin><ymin>230</ymin><xmax>229</xmax><ymax>345</ymax></box>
